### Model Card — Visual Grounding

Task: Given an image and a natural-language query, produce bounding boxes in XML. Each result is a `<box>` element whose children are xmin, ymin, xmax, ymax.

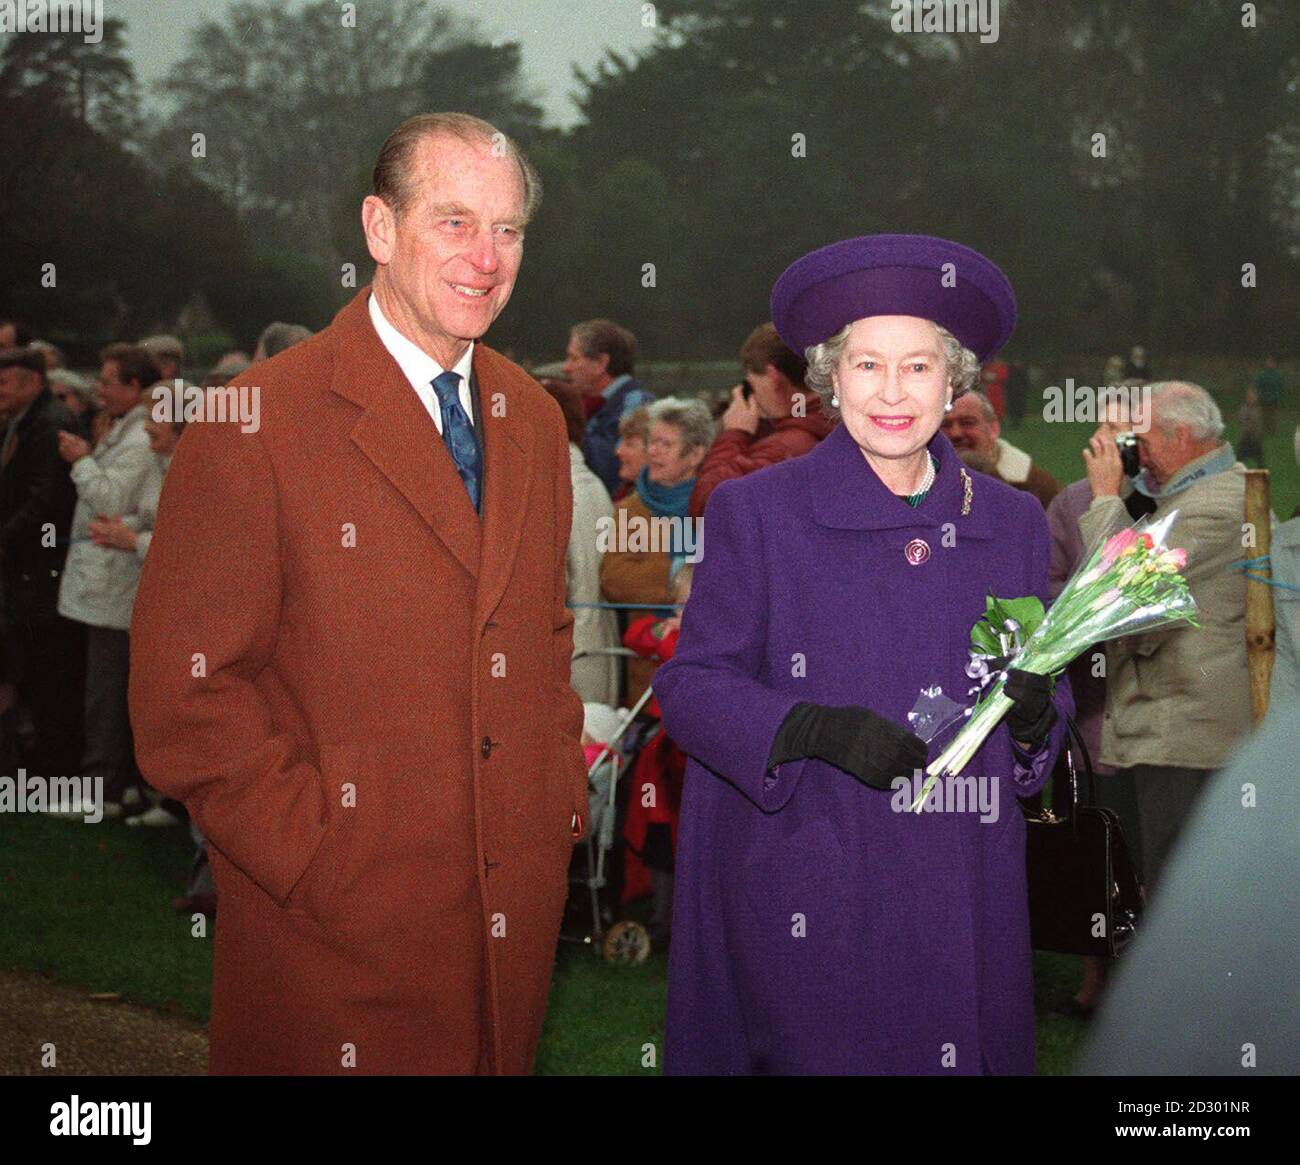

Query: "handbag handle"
<box><xmin>1059</xmin><ymin>714</ymin><xmax>1098</xmax><ymax>819</ymax></box>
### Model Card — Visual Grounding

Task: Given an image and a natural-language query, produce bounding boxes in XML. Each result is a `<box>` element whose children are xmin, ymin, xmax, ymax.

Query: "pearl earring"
<box><xmin>831</xmin><ymin>394</ymin><xmax>839</xmax><ymax>407</ymax></box>
<box><xmin>944</xmin><ymin>400</ymin><xmax>953</xmax><ymax>412</ymax></box>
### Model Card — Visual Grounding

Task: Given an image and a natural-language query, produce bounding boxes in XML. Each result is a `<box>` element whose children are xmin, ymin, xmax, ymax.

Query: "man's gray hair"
<box><xmin>255</xmin><ymin>322</ymin><xmax>313</xmax><ymax>360</ymax></box>
<box><xmin>803</xmin><ymin>321</ymin><xmax>981</xmax><ymax>421</ymax></box>
<box><xmin>649</xmin><ymin>396</ymin><xmax>715</xmax><ymax>453</ymax></box>
<box><xmin>1149</xmin><ymin>381</ymin><xmax>1224</xmax><ymax>442</ymax></box>
<box><xmin>963</xmin><ymin>389</ymin><xmax>998</xmax><ymax>423</ymax></box>
<box><xmin>373</xmin><ymin>112</ymin><xmax>542</xmax><ymax>223</ymax></box>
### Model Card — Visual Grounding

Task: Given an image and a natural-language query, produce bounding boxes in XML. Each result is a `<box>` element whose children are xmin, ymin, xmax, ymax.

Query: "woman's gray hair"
<box><xmin>649</xmin><ymin>396</ymin><xmax>715</xmax><ymax>452</ymax></box>
<box><xmin>1148</xmin><ymin>381</ymin><xmax>1224</xmax><ymax>442</ymax></box>
<box><xmin>48</xmin><ymin>367</ymin><xmax>96</xmax><ymax>406</ymax></box>
<box><xmin>803</xmin><ymin>321</ymin><xmax>981</xmax><ymax>421</ymax></box>
<box><xmin>255</xmin><ymin>321</ymin><xmax>313</xmax><ymax>360</ymax></box>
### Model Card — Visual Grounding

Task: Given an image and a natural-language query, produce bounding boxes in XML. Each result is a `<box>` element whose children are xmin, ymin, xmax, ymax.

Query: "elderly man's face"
<box><xmin>0</xmin><ymin>366</ymin><xmax>41</xmax><ymax>413</ymax></box>
<box><xmin>363</xmin><ymin>133</ymin><xmax>526</xmax><ymax>365</ymax></box>
<box><xmin>835</xmin><ymin>315</ymin><xmax>950</xmax><ymax>464</ymax></box>
<box><xmin>1135</xmin><ymin>419</ymin><xmax>1198</xmax><ymax>491</ymax></box>
<box><xmin>941</xmin><ymin>393</ymin><xmax>999</xmax><ymax>457</ymax></box>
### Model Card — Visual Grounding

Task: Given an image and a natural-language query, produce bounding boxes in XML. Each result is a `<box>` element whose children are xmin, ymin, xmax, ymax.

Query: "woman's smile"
<box><xmin>869</xmin><ymin>414</ymin><xmax>916</xmax><ymax>431</ymax></box>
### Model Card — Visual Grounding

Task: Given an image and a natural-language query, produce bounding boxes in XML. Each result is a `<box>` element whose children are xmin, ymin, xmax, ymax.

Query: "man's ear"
<box><xmin>362</xmin><ymin>195</ymin><xmax>396</xmax><ymax>266</ymax></box>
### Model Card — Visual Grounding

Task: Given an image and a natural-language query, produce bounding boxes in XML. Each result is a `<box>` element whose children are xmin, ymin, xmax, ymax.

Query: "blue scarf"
<box><xmin>635</xmin><ymin>467</ymin><xmax>694</xmax><ymax>559</ymax></box>
<box><xmin>1133</xmin><ymin>442</ymin><xmax>1237</xmax><ymax>499</ymax></box>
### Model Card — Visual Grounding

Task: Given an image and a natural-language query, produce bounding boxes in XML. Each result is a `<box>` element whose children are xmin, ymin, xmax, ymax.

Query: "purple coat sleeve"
<box><xmin>652</xmin><ymin>483</ymin><xmax>806</xmax><ymax>812</ymax></box>
<box><xmin>1006</xmin><ymin>492</ymin><xmax>1074</xmax><ymax>796</ymax></box>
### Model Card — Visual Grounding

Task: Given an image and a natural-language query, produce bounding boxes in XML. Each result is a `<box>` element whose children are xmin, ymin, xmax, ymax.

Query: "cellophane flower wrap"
<box><xmin>909</xmin><ymin>510</ymin><xmax>1200</xmax><ymax>812</ymax></box>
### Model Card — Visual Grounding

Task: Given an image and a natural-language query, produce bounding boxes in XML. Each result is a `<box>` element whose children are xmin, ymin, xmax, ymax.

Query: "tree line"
<box><xmin>2</xmin><ymin>0</ymin><xmax>1295</xmax><ymax>366</ymax></box>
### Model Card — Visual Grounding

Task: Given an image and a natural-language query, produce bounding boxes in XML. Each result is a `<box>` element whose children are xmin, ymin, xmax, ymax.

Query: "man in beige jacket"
<box><xmin>1079</xmin><ymin>381</ymin><xmax>1252</xmax><ymax>891</ymax></box>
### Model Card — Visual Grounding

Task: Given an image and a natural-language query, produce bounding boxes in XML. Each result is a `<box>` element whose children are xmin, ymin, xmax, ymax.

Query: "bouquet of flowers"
<box><xmin>909</xmin><ymin>511</ymin><xmax>1199</xmax><ymax>812</ymax></box>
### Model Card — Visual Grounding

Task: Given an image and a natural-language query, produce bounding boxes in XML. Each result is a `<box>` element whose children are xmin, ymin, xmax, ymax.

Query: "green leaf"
<box><xmin>969</xmin><ymin>593</ymin><xmax>1046</xmax><ymax>656</ymax></box>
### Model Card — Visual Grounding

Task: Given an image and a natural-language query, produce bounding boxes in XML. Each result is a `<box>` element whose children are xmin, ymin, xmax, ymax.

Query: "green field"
<box><xmin>0</xmin><ymin>811</ymin><xmax>1090</xmax><ymax>1075</ymax></box>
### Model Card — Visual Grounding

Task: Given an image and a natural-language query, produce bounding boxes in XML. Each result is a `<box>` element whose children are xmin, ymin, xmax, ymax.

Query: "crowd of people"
<box><xmin>0</xmin><ymin>286</ymin><xmax>1294</xmax><ymax>1056</ymax></box>
<box><xmin>0</xmin><ymin>320</ymin><xmax>312</xmax><ymax>916</ymax></box>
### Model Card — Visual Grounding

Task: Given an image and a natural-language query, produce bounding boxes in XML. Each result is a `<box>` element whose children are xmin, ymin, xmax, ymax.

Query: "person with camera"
<box><xmin>687</xmin><ymin>323</ymin><xmax>833</xmax><ymax>518</ymax></box>
<box><xmin>1079</xmin><ymin>381</ymin><xmax>1252</xmax><ymax>896</ymax></box>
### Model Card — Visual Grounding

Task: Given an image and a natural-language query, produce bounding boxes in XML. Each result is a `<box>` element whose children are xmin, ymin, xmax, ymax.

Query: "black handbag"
<box><xmin>1023</xmin><ymin>718</ymin><xmax>1142</xmax><ymax>957</ymax></box>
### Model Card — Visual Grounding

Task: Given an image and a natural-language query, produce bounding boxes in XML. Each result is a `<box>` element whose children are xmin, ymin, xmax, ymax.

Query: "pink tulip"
<box><xmin>1165</xmin><ymin>547</ymin><xmax>1188</xmax><ymax>570</ymax></box>
<box><xmin>1101</xmin><ymin>528</ymin><xmax>1137</xmax><ymax>565</ymax></box>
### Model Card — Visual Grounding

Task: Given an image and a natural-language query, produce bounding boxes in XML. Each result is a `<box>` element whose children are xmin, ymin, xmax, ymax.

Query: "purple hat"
<box><xmin>771</xmin><ymin>234</ymin><xmax>1017</xmax><ymax>362</ymax></box>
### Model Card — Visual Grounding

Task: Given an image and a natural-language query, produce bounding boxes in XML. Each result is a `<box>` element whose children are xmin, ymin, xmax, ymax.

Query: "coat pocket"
<box><xmin>285</xmin><ymin>738</ymin><xmax>465</xmax><ymax>954</ymax></box>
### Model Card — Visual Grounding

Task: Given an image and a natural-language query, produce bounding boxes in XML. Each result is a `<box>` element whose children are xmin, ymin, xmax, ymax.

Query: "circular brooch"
<box><xmin>904</xmin><ymin>538</ymin><xmax>931</xmax><ymax>565</ymax></box>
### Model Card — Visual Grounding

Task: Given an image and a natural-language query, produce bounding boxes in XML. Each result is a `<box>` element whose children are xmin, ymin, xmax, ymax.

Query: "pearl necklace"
<box><xmin>904</xmin><ymin>453</ymin><xmax>937</xmax><ymax>506</ymax></box>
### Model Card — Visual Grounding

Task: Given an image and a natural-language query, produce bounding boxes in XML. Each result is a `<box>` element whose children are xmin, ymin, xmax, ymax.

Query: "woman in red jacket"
<box><xmin>620</xmin><ymin>564</ymin><xmax>693</xmax><ymax>945</ymax></box>
<box><xmin>689</xmin><ymin>323</ymin><xmax>834</xmax><ymax>518</ymax></box>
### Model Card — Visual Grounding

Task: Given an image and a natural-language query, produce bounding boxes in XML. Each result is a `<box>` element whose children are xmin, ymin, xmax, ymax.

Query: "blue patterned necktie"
<box><xmin>430</xmin><ymin>370</ymin><xmax>482</xmax><ymax>512</ymax></box>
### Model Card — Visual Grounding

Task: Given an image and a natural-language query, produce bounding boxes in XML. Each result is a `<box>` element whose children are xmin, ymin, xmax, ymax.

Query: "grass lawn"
<box><xmin>1</xmin><ymin>811</ymin><xmax>1089</xmax><ymax>1074</ymax></box>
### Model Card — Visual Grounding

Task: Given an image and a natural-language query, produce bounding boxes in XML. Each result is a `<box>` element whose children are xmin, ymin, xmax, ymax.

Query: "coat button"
<box><xmin>904</xmin><ymin>538</ymin><xmax>931</xmax><ymax>565</ymax></box>
<box><xmin>480</xmin><ymin>736</ymin><xmax>493</xmax><ymax>759</ymax></box>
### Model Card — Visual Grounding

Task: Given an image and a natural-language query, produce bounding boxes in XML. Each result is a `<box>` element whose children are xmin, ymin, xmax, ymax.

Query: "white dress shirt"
<box><xmin>367</xmin><ymin>293</ymin><xmax>475</xmax><ymax>435</ymax></box>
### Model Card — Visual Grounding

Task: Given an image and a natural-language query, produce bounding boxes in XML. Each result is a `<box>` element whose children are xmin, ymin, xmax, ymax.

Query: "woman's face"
<box><xmin>832</xmin><ymin>315</ymin><xmax>950</xmax><ymax>465</ymax></box>
<box><xmin>144</xmin><ymin>416</ymin><xmax>181</xmax><ymax>455</ymax></box>
<box><xmin>615</xmin><ymin>433</ymin><xmax>648</xmax><ymax>482</ymax></box>
<box><xmin>647</xmin><ymin>421</ymin><xmax>704</xmax><ymax>486</ymax></box>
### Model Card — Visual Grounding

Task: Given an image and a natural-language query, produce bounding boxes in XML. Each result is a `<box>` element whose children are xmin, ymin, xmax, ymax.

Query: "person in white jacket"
<box><xmin>543</xmin><ymin>379</ymin><xmax>621</xmax><ymax>705</ymax></box>
<box><xmin>54</xmin><ymin>343</ymin><xmax>160</xmax><ymax>818</ymax></box>
<box><xmin>87</xmin><ymin>410</ymin><xmax>186</xmax><ymax>829</ymax></box>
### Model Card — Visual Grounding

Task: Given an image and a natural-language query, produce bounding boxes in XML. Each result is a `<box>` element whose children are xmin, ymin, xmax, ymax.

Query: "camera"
<box><xmin>1115</xmin><ymin>432</ymin><xmax>1141</xmax><ymax>478</ymax></box>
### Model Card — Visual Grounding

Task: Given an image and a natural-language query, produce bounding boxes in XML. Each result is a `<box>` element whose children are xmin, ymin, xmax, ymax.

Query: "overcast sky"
<box><xmin>111</xmin><ymin>0</ymin><xmax>657</xmax><ymax>127</ymax></box>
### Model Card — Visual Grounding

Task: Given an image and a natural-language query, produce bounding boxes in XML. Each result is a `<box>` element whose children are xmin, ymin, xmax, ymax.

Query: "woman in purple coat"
<box><xmin>654</xmin><ymin>235</ymin><xmax>1072</xmax><ymax>1075</ymax></box>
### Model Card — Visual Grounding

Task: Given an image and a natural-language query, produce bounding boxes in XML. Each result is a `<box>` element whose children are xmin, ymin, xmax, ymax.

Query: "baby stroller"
<box><xmin>562</xmin><ymin>658</ymin><xmax>662</xmax><ymax>963</ymax></box>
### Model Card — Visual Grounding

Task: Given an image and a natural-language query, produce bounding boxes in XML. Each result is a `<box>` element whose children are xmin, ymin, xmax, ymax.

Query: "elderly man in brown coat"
<box><xmin>129</xmin><ymin>113</ymin><xmax>588</xmax><ymax>1075</ymax></box>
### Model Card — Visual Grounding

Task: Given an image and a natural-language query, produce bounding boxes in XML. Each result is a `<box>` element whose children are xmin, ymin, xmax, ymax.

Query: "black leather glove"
<box><xmin>1004</xmin><ymin>667</ymin><xmax>1057</xmax><ymax>747</ymax></box>
<box><xmin>768</xmin><ymin>702</ymin><xmax>928</xmax><ymax>791</ymax></box>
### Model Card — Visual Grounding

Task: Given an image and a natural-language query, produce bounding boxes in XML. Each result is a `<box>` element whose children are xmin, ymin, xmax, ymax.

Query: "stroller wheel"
<box><xmin>602</xmin><ymin>920</ymin><xmax>651</xmax><ymax>965</ymax></box>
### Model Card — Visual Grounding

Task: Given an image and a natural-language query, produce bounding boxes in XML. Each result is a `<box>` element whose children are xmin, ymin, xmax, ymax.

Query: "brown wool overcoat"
<box><xmin>129</xmin><ymin>288</ymin><xmax>588</xmax><ymax>1075</ymax></box>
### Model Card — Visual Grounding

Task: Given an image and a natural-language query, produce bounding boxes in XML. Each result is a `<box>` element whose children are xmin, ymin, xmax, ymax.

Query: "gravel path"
<box><xmin>0</xmin><ymin>968</ymin><xmax>208</xmax><ymax>1075</ymax></box>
